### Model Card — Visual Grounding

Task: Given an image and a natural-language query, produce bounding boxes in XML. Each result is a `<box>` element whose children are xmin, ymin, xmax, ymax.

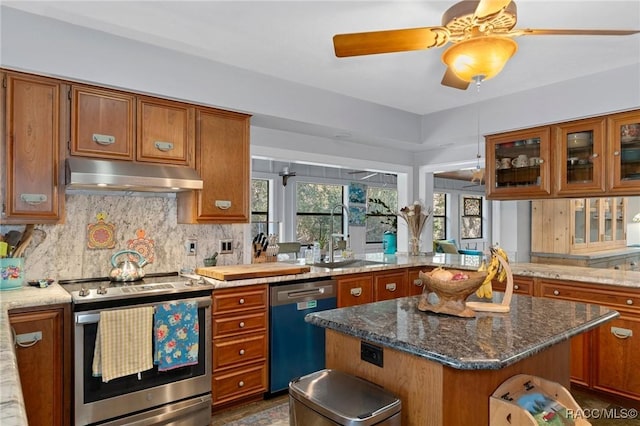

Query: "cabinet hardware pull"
<box><xmin>239</xmin><ymin>321</ymin><xmax>245</xmax><ymax>328</ymax></box>
<box><xmin>627</xmin><ymin>299</ymin><xmax>634</xmax><ymax>305</ymax></box>
<box><xmin>12</xmin><ymin>328</ymin><xmax>42</xmax><ymax>348</ymax></box>
<box><xmin>413</xmin><ymin>279</ymin><xmax>423</xmax><ymax>287</ymax></box>
<box><xmin>239</xmin><ymin>349</ymin><xmax>245</xmax><ymax>355</ymax></box>
<box><xmin>591</xmin><ymin>153</ymin><xmax>599</xmax><ymax>158</ymax></box>
<box><xmin>20</xmin><ymin>194</ymin><xmax>47</xmax><ymax>205</ymax></box>
<box><xmin>611</xmin><ymin>326</ymin><xmax>632</xmax><ymax>339</ymax></box>
<box><xmin>238</xmin><ymin>298</ymin><xmax>245</xmax><ymax>305</ymax></box>
<box><xmin>215</xmin><ymin>200</ymin><xmax>232</xmax><ymax>210</ymax></box>
<box><xmin>92</xmin><ymin>133</ymin><xmax>115</xmax><ymax>145</ymax></box>
<box><xmin>154</xmin><ymin>141</ymin><xmax>174</xmax><ymax>152</ymax></box>
<box><xmin>514</xmin><ymin>285</ymin><xmax>520</xmax><ymax>290</ymax></box>
<box><xmin>385</xmin><ymin>283</ymin><xmax>397</xmax><ymax>292</ymax></box>
<box><xmin>553</xmin><ymin>290</ymin><xmax>560</xmax><ymax>296</ymax></box>
<box><xmin>238</xmin><ymin>381</ymin><xmax>245</xmax><ymax>387</ymax></box>
<box><xmin>350</xmin><ymin>287</ymin><xmax>362</xmax><ymax>297</ymax></box>
<box><xmin>613</xmin><ymin>150</ymin><xmax>620</xmax><ymax>156</ymax></box>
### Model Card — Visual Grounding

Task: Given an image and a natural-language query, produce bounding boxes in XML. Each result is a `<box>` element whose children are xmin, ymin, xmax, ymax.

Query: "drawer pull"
<box><xmin>553</xmin><ymin>290</ymin><xmax>560</xmax><ymax>296</ymax></box>
<box><xmin>627</xmin><ymin>299</ymin><xmax>634</xmax><ymax>305</ymax></box>
<box><xmin>385</xmin><ymin>283</ymin><xmax>397</xmax><ymax>292</ymax></box>
<box><xmin>350</xmin><ymin>287</ymin><xmax>362</xmax><ymax>297</ymax></box>
<box><xmin>92</xmin><ymin>133</ymin><xmax>115</xmax><ymax>145</ymax></box>
<box><xmin>215</xmin><ymin>200</ymin><xmax>232</xmax><ymax>210</ymax></box>
<box><xmin>239</xmin><ymin>349</ymin><xmax>245</xmax><ymax>355</ymax></box>
<box><xmin>239</xmin><ymin>321</ymin><xmax>245</xmax><ymax>328</ymax></box>
<box><xmin>413</xmin><ymin>278</ymin><xmax>423</xmax><ymax>287</ymax></box>
<box><xmin>611</xmin><ymin>326</ymin><xmax>633</xmax><ymax>339</ymax></box>
<box><xmin>239</xmin><ymin>298</ymin><xmax>245</xmax><ymax>305</ymax></box>
<box><xmin>613</xmin><ymin>150</ymin><xmax>620</xmax><ymax>156</ymax></box>
<box><xmin>514</xmin><ymin>284</ymin><xmax>520</xmax><ymax>290</ymax></box>
<box><xmin>590</xmin><ymin>153</ymin><xmax>599</xmax><ymax>159</ymax></box>
<box><xmin>20</xmin><ymin>194</ymin><xmax>47</xmax><ymax>205</ymax></box>
<box><xmin>12</xmin><ymin>329</ymin><xmax>42</xmax><ymax>348</ymax></box>
<box><xmin>154</xmin><ymin>141</ymin><xmax>174</xmax><ymax>151</ymax></box>
<box><xmin>238</xmin><ymin>381</ymin><xmax>245</xmax><ymax>388</ymax></box>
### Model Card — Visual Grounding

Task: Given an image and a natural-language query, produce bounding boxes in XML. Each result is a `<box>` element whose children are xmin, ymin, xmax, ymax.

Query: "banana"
<box><xmin>476</xmin><ymin>252</ymin><xmax>498</xmax><ymax>299</ymax></box>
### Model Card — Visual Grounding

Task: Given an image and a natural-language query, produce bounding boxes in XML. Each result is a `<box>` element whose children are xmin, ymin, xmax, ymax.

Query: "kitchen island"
<box><xmin>306</xmin><ymin>292</ymin><xmax>619</xmax><ymax>426</ymax></box>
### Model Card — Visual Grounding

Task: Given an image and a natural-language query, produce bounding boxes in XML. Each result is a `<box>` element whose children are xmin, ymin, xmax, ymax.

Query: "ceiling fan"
<box><xmin>333</xmin><ymin>0</ymin><xmax>639</xmax><ymax>90</ymax></box>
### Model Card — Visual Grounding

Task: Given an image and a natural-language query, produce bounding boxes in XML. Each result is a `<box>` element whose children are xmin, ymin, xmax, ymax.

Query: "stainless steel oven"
<box><xmin>62</xmin><ymin>273</ymin><xmax>212</xmax><ymax>425</ymax></box>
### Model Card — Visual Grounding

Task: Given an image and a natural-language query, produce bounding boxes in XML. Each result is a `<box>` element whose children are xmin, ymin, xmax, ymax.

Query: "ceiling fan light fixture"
<box><xmin>442</xmin><ymin>36</ymin><xmax>518</xmax><ymax>83</ymax></box>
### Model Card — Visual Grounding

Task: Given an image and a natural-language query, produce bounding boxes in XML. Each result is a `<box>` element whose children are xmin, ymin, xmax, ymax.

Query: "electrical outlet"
<box><xmin>186</xmin><ymin>238</ymin><xmax>197</xmax><ymax>256</ymax></box>
<box><xmin>219</xmin><ymin>239</ymin><xmax>233</xmax><ymax>254</ymax></box>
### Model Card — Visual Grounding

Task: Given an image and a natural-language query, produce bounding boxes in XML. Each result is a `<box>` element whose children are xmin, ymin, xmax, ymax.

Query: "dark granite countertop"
<box><xmin>306</xmin><ymin>293</ymin><xmax>619</xmax><ymax>370</ymax></box>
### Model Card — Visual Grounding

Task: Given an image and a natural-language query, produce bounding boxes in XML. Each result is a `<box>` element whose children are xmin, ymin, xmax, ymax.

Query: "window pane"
<box><xmin>433</xmin><ymin>193</ymin><xmax>446</xmax><ymax>216</ymax></box>
<box><xmin>464</xmin><ymin>197</ymin><xmax>480</xmax><ymax>216</ymax></box>
<box><xmin>296</xmin><ymin>183</ymin><xmax>344</xmax><ymax>247</ymax></box>
<box><xmin>366</xmin><ymin>187</ymin><xmax>397</xmax><ymax>243</ymax></box>
<box><xmin>432</xmin><ymin>192</ymin><xmax>446</xmax><ymax>241</ymax></box>
<box><xmin>461</xmin><ymin>195</ymin><xmax>482</xmax><ymax>240</ymax></box>
<box><xmin>461</xmin><ymin>217</ymin><xmax>482</xmax><ymax>239</ymax></box>
<box><xmin>251</xmin><ymin>179</ymin><xmax>269</xmax><ymax>236</ymax></box>
<box><xmin>433</xmin><ymin>217</ymin><xmax>446</xmax><ymax>240</ymax></box>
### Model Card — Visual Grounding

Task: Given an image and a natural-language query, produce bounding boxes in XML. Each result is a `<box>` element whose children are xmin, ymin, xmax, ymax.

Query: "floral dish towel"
<box><xmin>154</xmin><ymin>301</ymin><xmax>199</xmax><ymax>371</ymax></box>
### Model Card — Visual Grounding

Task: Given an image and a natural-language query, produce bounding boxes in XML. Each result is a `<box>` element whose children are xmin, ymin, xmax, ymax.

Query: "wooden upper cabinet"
<box><xmin>2</xmin><ymin>71</ymin><xmax>66</xmax><ymax>224</ymax></box>
<box><xmin>554</xmin><ymin>117</ymin><xmax>606</xmax><ymax>196</ymax></box>
<box><xmin>71</xmin><ymin>85</ymin><xmax>135</xmax><ymax>160</ymax></box>
<box><xmin>178</xmin><ymin>108</ymin><xmax>250</xmax><ymax>223</ymax></box>
<box><xmin>136</xmin><ymin>97</ymin><xmax>194</xmax><ymax>166</ymax></box>
<box><xmin>485</xmin><ymin>126</ymin><xmax>552</xmax><ymax>200</ymax></box>
<box><xmin>608</xmin><ymin>109</ymin><xmax>640</xmax><ymax>193</ymax></box>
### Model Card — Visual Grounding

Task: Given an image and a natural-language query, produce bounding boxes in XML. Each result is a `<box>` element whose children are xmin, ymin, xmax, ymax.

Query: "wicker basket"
<box><xmin>417</xmin><ymin>269</ymin><xmax>487</xmax><ymax>317</ymax></box>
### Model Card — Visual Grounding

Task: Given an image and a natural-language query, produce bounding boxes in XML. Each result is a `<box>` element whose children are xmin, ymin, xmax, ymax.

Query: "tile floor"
<box><xmin>211</xmin><ymin>388</ymin><xmax>640</xmax><ymax>426</ymax></box>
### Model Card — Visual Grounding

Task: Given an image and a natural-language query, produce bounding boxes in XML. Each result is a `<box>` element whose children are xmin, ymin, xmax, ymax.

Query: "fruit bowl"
<box><xmin>417</xmin><ymin>268</ymin><xmax>488</xmax><ymax>317</ymax></box>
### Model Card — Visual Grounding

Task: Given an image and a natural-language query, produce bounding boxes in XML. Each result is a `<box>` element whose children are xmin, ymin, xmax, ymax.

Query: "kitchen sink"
<box><xmin>311</xmin><ymin>259</ymin><xmax>388</xmax><ymax>269</ymax></box>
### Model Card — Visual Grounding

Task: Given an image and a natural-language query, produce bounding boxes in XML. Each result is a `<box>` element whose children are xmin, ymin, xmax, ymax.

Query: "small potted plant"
<box><xmin>368</xmin><ymin>198</ymin><xmax>397</xmax><ymax>254</ymax></box>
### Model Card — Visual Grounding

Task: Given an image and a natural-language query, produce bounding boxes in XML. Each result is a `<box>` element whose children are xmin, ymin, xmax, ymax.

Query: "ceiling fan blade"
<box><xmin>513</xmin><ymin>28</ymin><xmax>640</xmax><ymax>37</ymax></box>
<box><xmin>441</xmin><ymin>67</ymin><xmax>470</xmax><ymax>90</ymax></box>
<box><xmin>333</xmin><ymin>27</ymin><xmax>449</xmax><ymax>57</ymax></box>
<box><xmin>473</xmin><ymin>0</ymin><xmax>514</xmax><ymax>22</ymax></box>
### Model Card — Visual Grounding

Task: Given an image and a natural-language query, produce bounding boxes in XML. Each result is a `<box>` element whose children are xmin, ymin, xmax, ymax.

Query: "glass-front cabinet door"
<box><xmin>485</xmin><ymin>127</ymin><xmax>551</xmax><ymax>199</ymax></box>
<box><xmin>588</xmin><ymin>198</ymin><xmax>600</xmax><ymax>245</ymax></box>
<box><xmin>571</xmin><ymin>199</ymin><xmax>587</xmax><ymax>248</ymax></box>
<box><xmin>573</xmin><ymin>197</ymin><xmax>627</xmax><ymax>251</ymax></box>
<box><xmin>555</xmin><ymin>118</ymin><xmax>606</xmax><ymax>196</ymax></box>
<box><xmin>608</xmin><ymin>110</ymin><xmax>640</xmax><ymax>193</ymax></box>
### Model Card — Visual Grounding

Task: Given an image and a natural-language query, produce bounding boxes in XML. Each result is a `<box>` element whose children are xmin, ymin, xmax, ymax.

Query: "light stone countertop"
<box><xmin>0</xmin><ymin>284</ymin><xmax>71</xmax><ymax>426</ymax></box>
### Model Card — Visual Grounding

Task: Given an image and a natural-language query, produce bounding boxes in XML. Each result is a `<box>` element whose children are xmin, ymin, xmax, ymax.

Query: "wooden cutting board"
<box><xmin>196</xmin><ymin>263</ymin><xmax>311</xmax><ymax>281</ymax></box>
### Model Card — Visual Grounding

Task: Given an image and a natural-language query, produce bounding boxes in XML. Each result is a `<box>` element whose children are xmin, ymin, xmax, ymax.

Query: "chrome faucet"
<box><xmin>328</xmin><ymin>204</ymin><xmax>349</xmax><ymax>263</ymax></box>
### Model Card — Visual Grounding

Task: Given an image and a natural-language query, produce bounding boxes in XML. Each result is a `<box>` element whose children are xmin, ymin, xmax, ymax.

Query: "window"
<box><xmin>461</xmin><ymin>195</ymin><xmax>483</xmax><ymax>239</ymax></box>
<box><xmin>296</xmin><ymin>182</ymin><xmax>344</xmax><ymax>248</ymax></box>
<box><xmin>251</xmin><ymin>179</ymin><xmax>269</xmax><ymax>236</ymax></box>
<box><xmin>366</xmin><ymin>187</ymin><xmax>397</xmax><ymax>243</ymax></box>
<box><xmin>432</xmin><ymin>192</ymin><xmax>446</xmax><ymax>240</ymax></box>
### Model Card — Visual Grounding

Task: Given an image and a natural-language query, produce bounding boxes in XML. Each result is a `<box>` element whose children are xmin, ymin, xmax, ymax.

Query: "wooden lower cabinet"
<box><xmin>492</xmin><ymin>275</ymin><xmax>534</xmax><ymax>295</ymax></box>
<box><xmin>536</xmin><ymin>278</ymin><xmax>640</xmax><ymax>401</ymax></box>
<box><xmin>8</xmin><ymin>304</ymin><xmax>70</xmax><ymax>426</ymax></box>
<box><xmin>337</xmin><ymin>273</ymin><xmax>373</xmax><ymax>307</ymax></box>
<box><xmin>211</xmin><ymin>285</ymin><xmax>268</xmax><ymax>409</ymax></box>
<box><xmin>374</xmin><ymin>270</ymin><xmax>408</xmax><ymax>301</ymax></box>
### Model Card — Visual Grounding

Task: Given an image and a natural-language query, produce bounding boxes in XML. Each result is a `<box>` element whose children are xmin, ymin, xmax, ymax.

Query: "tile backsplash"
<box><xmin>1</xmin><ymin>193</ymin><xmax>246</xmax><ymax>281</ymax></box>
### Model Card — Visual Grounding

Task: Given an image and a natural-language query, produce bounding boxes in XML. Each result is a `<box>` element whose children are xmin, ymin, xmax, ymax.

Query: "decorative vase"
<box><xmin>382</xmin><ymin>232</ymin><xmax>397</xmax><ymax>254</ymax></box>
<box><xmin>409</xmin><ymin>236</ymin><xmax>421</xmax><ymax>256</ymax></box>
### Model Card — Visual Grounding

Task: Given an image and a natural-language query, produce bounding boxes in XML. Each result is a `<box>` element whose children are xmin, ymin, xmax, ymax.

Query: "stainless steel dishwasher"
<box><xmin>269</xmin><ymin>278</ymin><xmax>337</xmax><ymax>394</ymax></box>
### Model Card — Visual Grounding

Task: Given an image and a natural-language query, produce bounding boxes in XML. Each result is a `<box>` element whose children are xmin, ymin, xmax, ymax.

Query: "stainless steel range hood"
<box><xmin>66</xmin><ymin>157</ymin><xmax>203</xmax><ymax>192</ymax></box>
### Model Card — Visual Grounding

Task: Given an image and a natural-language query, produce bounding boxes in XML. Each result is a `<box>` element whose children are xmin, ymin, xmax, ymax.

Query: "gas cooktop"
<box><xmin>59</xmin><ymin>272</ymin><xmax>212</xmax><ymax>304</ymax></box>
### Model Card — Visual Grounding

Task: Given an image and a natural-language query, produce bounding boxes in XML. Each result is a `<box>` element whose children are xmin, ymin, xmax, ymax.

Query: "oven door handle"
<box><xmin>76</xmin><ymin>313</ymin><xmax>101</xmax><ymax>325</ymax></box>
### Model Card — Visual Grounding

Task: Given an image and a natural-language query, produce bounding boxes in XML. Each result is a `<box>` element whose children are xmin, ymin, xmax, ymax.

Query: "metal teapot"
<box><xmin>109</xmin><ymin>250</ymin><xmax>148</xmax><ymax>282</ymax></box>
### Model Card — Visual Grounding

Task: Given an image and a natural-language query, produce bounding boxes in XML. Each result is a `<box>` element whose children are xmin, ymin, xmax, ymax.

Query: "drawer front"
<box><xmin>493</xmin><ymin>276</ymin><xmax>533</xmax><ymax>295</ymax></box>
<box><xmin>539</xmin><ymin>280</ymin><xmax>639</xmax><ymax>311</ymax></box>
<box><xmin>213</xmin><ymin>286</ymin><xmax>267</xmax><ymax>314</ymax></box>
<box><xmin>212</xmin><ymin>363</ymin><xmax>266</xmax><ymax>405</ymax></box>
<box><xmin>337</xmin><ymin>275</ymin><xmax>373</xmax><ymax>307</ymax></box>
<box><xmin>374</xmin><ymin>271</ymin><xmax>408</xmax><ymax>301</ymax></box>
<box><xmin>213</xmin><ymin>333</ymin><xmax>266</xmax><ymax>370</ymax></box>
<box><xmin>213</xmin><ymin>311</ymin><xmax>267</xmax><ymax>338</ymax></box>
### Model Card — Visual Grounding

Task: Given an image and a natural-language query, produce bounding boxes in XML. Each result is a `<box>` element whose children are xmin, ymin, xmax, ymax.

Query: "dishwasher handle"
<box><xmin>270</xmin><ymin>279</ymin><xmax>336</xmax><ymax>306</ymax></box>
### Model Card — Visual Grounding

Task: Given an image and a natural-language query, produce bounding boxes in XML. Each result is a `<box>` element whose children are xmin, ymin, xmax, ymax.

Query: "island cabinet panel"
<box><xmin>211</xmin><ymin>285</ymin><xmax>267</xmax><ymax>409</ymax></box>
<box><xmin>407</xmin><ymin>266</ymin><xmax>432</xmax><ymax>296</ymax></box>
<box><xmin>325</xmin><ymin>329</ymin><xmax>570</xmax><ymax>426</ymax></box>
<box><xmin>336</xmin><ymin>273</ymin><xmax>373</xmax><ymax>307</ymax></box>
<box><xmin>9</xmin><ymin>305</ymin><xmax>70</xmax><ymax>426</ymax></box>
<box><xmin>592</xmin><ymin>315</ymin><xmax>640</xmax><ymax>400</ymax></box>
<box><xmin>373</xmin><ymin>269</ymin><xmax>408</xmax><ymax>301</ymax></box>
<box><xmin>71</xmin><ymin>85</ymin><xmax>135</xmax><ymax>160</ymax></box>
<box><xmin>536</xmin><ymin>279</ymin><xmax>640</xmax><ymax>401</ymax></box>
<box><xmin>2</xmin><ymin>71</ymin><xmax>67</xmax><ymax>224</ymax></box>
<box><xmin>178</xmin><ymin>108</ymin><xmax>250</xmax><ymax>223</ymax></box>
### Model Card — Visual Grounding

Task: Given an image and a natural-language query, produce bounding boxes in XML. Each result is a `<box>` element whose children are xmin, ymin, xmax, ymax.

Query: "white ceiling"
<box><xmin>4</xmin><ymin>0</ymin><xmax>640</xmax><ymax>117</ymax></box>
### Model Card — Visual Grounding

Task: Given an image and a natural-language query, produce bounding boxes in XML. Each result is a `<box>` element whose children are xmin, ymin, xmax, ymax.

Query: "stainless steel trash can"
<box><xmin>289</xmin><ymin>369</ymin><xmax>401</xmax><ymax>426</ymax></box>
